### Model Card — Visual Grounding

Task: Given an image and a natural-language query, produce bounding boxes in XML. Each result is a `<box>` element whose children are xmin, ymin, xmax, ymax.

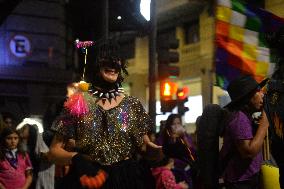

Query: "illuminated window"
<box><xmin>155</xmin><ymin>95</ymin><xmax>203</xmax><ymax>132</ymax></box>
<box><xmin>184</xmin><ymin>95</ymin><xmax>202</xmax><ymax>123</ymax></box>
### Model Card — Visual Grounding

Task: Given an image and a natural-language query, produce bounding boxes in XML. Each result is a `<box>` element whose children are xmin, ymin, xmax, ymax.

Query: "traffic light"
<box><xmin>160</xmin><ymin>81</ymin><xmax>177</xmax><ymax>100</ymax></box>
<box><xmin>176</xmin><ymin>87</ymin><xmax>189</xmax><ymax>115</ymax></box>
<box><xmin>176</xmin><ymin>87</ymin><xmax>189</xmax><ymax>100</ymax></box>
<box><xmin>160</xmin><ymin>99</ymin><xmax>177</xmax><ymax>113</ymax></box>
<box><xmin>160</xmin><ymin>81</ymin><xmax>177</xmax><ymax>113</ymax></box>
<box><xmin>157</xmin><ymin>35</ymin><xmax>180</xmax><ymax>80</ymax></box>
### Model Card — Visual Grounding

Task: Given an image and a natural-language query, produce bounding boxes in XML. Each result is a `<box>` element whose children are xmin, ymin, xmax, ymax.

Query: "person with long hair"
<box><xmin>156</xmin><ymin>114</ymin><xmax>196</xmax><ymax>188</ymax></box>
<box><xmin>264</xmin><ymin>25</ymin><xmax>284</xmax><ymax>189</ymax></box>
<box><xmin>220</xmin><ymin>75</ymin><xmax>269</xmax><ymax>189</ymax></box>
<box><xmin>17</xmin><ymin>121</ymin><xmax>55</xmax><ymax>189</ymax></box>
<box><xmin>0</xmin><ymin>127</ymin><xmax>33</xmax><ymax>189</ymax></box>
<box><xmin>47</xmin><ymin>41</ymin><xmax>160</xmax><ymax>189</ymax></box>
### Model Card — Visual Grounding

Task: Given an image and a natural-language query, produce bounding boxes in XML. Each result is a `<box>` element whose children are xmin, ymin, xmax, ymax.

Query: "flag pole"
<box><xmin>210</xmin><ymin>0</ymin><xmax>218</xmax><ymax>104</ymax></box>
<box><xmin>263</xmin><ymin>129</ymin><xmax>270</xmax><ymax>161</ymax></box>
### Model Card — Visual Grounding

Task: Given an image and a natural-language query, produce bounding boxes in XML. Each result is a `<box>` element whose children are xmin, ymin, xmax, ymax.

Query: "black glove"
<box><xmin>71</xmin><ymin>153</ymin><xmax>101</xmax><ymax>177</ymax></box>
<box><xmin>71</xmin><ymin>154</ymin><xmax>108</xmax><ymax>189</ymax></box>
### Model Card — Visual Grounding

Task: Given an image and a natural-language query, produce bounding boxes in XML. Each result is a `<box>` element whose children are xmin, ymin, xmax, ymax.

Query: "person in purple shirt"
<box><xmin>156</xmin><ymin>114</ymin><xmax>196</xmax><ymax>189</ymax></box>
<box><xmin>220</xmin><ymin>75</ymin><xmax>269</xmax><ymax>189</ymax></box>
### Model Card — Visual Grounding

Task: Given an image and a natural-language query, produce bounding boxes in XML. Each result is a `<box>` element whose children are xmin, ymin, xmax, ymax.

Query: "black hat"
<box><xmin>224</xmin><ymin>75</ymin><xmax>268</xmax><ymax>108</ymax></box>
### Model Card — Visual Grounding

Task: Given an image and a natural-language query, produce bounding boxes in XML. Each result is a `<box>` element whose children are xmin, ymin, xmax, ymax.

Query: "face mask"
<box><xmin>98</xmin><ymin>58</ymin><xmax>122</xmax><ymax>73</ymax></box>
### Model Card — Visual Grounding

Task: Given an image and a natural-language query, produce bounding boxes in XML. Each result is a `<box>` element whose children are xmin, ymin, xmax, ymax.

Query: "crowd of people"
<box><xmin>0</xmin><ymin>40</ymin><xmax>283</xmax><ymax>189</ymax></box>
<box><xmin>0</xmin><ymin>110</ymin><xmax>198</xmax><ymax>189</ymax></box>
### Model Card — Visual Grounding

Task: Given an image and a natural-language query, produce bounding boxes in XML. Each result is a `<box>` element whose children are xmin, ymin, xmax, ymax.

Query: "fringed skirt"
<box><xmin>60</xmin><ymin>159</ymin><xmax>155</xmax><ymax>189</ymax></box>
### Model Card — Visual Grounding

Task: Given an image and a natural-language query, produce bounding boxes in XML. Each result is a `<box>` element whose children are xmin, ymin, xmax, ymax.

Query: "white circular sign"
<box><xmin>9</xmin><ymin>35</ymin><xmax>31</xmax><ymax>57</ymax></box>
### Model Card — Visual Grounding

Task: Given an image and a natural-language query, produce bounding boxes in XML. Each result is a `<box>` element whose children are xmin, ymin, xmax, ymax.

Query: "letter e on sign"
<box><xmin>9</xmin><ymin>35</ymin><xmax>31</xmax><ymax>58</ymax></box>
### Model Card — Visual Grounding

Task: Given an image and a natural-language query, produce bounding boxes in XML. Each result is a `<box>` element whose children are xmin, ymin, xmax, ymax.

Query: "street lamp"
<box><xmin>140</xmin><ymin>0</ymin><xmax>151</xmax><ymax>21</ymax></box>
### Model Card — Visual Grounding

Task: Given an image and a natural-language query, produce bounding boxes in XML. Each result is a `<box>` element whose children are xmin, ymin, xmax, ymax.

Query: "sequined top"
<box><xmin>51</xmin><ymin>93</ymin><xmax>152</xmax><ymax>165</ymax></box>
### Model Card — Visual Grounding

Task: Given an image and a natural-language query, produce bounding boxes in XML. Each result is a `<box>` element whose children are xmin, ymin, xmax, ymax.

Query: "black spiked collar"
<box><xmin>89</xmin><ymin>83</ymin><xmax>124</xmax><ymax>103</ymax></box>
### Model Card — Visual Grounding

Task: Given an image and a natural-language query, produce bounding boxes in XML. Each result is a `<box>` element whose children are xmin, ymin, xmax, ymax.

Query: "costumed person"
<box><xmin>16</xmin><ymin>118</ymin><xmax>55</xmax><ymax>189</ymax></box>
<box><xmin>219</xmin><ymin>75</ymin><xmax>269</xmax><ymax>189</ymax></box>
<box><xmin>47</xmin><ymin>40</ymin><xmax>161</xmax><ymax>189</ymax></box>
<box><xmin>156</xmin><ymin>114</ymin><xmax>196</xmax><ymax>189</ymax></box>
<box><xmin>0</xmin><ymin>127</ymin><xmax>33</xmax><ymax>189</ymax></box>
<box><xmin>264</xmin><ymin>25</ymin><xmax>284</xmax><ymax>189</ymax></box>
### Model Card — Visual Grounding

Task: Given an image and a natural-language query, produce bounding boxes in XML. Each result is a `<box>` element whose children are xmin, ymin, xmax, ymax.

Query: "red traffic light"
<box><xmin>160</xmin><ymin>81</ymin><xmax>177</xmax><ymax>100</ymax></box>
<box><xmin>177</xmin><ymin>87</ymin><xmax>189</xmax><ymax>100</ymax></box>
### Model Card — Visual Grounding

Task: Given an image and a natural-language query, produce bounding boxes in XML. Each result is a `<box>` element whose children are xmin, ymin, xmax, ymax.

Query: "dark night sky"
<box><xmin>66</xmin><ymin>0</ymin><xmax>148</xmax><ymax>40</ymax></box>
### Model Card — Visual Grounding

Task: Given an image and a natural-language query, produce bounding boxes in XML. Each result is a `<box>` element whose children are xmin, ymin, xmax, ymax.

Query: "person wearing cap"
<box><xmin>219</xmin><ymin>75</ymin><xmax>269</xmax><ymax>189</ymax></box>
<box><xmin>47</xmin><ymin>41</ymin><xmax>161</xmax><ymax>189</ymax></box>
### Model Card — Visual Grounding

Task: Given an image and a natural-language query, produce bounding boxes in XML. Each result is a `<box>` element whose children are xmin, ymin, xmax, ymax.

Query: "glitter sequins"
<box><xmin>52</xmin><ymin>95</ymin><xmax>153</xmax><ymax>165</ymax></box>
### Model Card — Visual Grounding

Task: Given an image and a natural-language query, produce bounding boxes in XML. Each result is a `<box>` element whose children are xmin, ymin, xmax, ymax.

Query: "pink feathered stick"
<box><xmin>64</xmin><ymin>93</ymin><xmax>89</xmax><ymax>117</ymax></box>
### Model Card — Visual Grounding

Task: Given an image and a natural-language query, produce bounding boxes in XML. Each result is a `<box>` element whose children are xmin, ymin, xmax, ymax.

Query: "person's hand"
<box><xmin>147</xmin><ymin>141</ymin><xmax>163</xmax><ymax>149</ymax></box>
<box><xmin>178</xmin><ymin>181</ymin><xmax>189</xmax><ymax>189</ymax></box>
<box><xmin>171</xmin><ymin>125</ymin><xmax>186</xmax><ymax>138</ymax></box>
<box><xmin>142</xmin><ymin>135</ymin><xmax>163</xmax><ymax>160</ymax></box>
<box><xmin>175</xmin><ymin>126</ymin><xmax>186</xmax><ymax>137</ymax></box>
<box><xmin>143</xmin><ymin>135</ymin><xmax>162</xmax><ymax>149</ymax></box>
<box><xmin>259</xmin><ymin>110</ymin><xmax>269</xmax><ymax>129</ymax></box>
<box><xmin>0</xmin><ymin>183</ymin><xmax>5</xmax><ymax>189</ymax></box>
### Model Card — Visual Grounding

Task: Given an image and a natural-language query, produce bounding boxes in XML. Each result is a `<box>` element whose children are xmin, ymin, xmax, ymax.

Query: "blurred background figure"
<box><xmin>264</xmin><ymin>25</ymin><xmax>284</xmax><ymax>189</ymax></box>
<box><xmin>1</xmin><ymin>112</ymin><xmax>16</xmax><ymax>129</ymax></box>
<box><xmin>196</xmin><ymin>104</ymin><xmax>230</xmax><ymax>189</ymax></box>
<box><xmin>152</xmin><ymin>156</ymin><xmax>189</xmax><ymax>189</ymax></box>
<box><xmin>17</xmin><ymin>118</ymin><xmax>55</xmax><ymax>189</ymax></box>
<box><xmin>0</xmin><ymin>114</ymin><xmax>6</xmax><ymax>135</ymax></box>
<box><xmin>156</xmin><ymin>114</ymin><xmax>197</xmax><ymax>189</ymax></box>
<box><xmin>42</xmin><ymin>81</ymin><xmax>81</xmax><ymax>189</ymax></box>
<box><xmin>0</xmin><ymin>127</ymin><xmax>33</xmax><ymax>189</ymax></box>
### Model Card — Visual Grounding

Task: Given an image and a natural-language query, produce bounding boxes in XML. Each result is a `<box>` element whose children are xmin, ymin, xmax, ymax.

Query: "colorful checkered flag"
<box><xmin>215</xmin><ymin>0</ymin><xmax>284</xmax><ymax>89</ymax></box>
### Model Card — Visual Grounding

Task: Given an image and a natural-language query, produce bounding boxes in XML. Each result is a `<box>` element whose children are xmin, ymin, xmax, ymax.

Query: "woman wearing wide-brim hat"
<box><xmin>219</xmin><ymin>75</ymin><xmax>269</xmax><ymax>189</ymax></box>
<box><xmin>224</xmin><ymin>75</ymin><xmax>268</xmax><ymax>110</ymax></box>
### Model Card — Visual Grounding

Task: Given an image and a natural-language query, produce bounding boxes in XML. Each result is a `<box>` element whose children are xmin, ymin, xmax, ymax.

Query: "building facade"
<box><xmin>125</xmin><ymin>0</ymin><xmax>284</xmax><ymax>130</ymax></box>
<box><xmin>0</xmin><ymin>0</ymin><xmax>75</xmax><ymax>121</ymax></box>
